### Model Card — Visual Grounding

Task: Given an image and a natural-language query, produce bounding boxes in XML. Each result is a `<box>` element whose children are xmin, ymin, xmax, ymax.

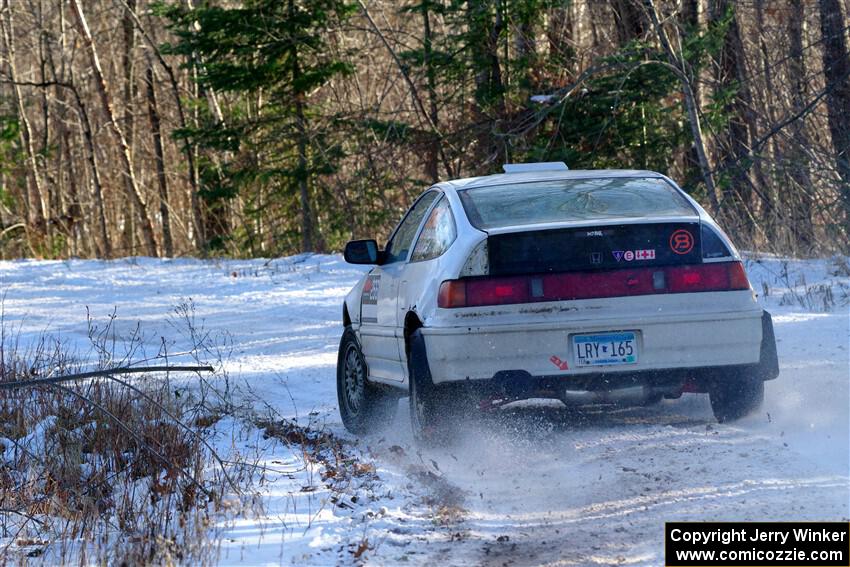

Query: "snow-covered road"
<box><xmin>1</xmin><ymin>254</ymin><xmax>847</xmax><ymax>565</ymax></box>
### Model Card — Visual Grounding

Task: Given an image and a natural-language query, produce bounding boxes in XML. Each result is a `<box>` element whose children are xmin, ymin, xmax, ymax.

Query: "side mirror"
<box><xmin>344</xmin><ymin>239</ymin><xmax>381</xmax><ymax>264</ymax></box>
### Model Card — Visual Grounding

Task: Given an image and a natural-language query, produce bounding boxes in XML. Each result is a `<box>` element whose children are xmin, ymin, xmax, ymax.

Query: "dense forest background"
<box><xmin>0</xmin><ymin>0</ymin><xmax>847</xmax><ymax>259</ymax></box>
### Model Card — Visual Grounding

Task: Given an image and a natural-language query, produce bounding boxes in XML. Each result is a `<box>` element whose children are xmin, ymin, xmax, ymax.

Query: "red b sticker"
<box><xmin>669</xmin><ymin>229</ymin><xmax>695</xmax><ymax>255</ymax></box>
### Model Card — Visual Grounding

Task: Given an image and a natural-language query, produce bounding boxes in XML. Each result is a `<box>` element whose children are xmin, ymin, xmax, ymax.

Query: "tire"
<box><xmin>709</xmin><ymin>371</ymin><xmax>764</xmax><ymax>423</ymax></box>
<box><xmin>642</xmin><ymin>392</ymin><xmax>664</xmax><ymax>406</ymax></box>
<box><xmin>337</xmin><ymin>327</ymin><xmax>398</xmax><ymax>435</ymax></box>
<box><xmin>407</xmin><ymin>329</ymin><xmax>457</xmax><ymax>446</ymax></box>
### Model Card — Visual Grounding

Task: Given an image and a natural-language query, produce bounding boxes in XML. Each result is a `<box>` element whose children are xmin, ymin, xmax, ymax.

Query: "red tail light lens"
<box><xmin>438</xmin><ymin>280</ymin><xmax>467</xmax><ymax>308</ymax></box>
<box><xmin>666</xmin><ymin>263</ymin><xmax>749</xmax><ymax>293</ymax></box>
<box><xmin>466</xmin><ymin>277</ymin><xmax>529</xmax><ymax>307</ymax></box>
<box><xmin>728</xmin><ymin>261</ymin><xmax>750</xmax><ymax>289</ymax></box>
<box><xmin>438</xmin><ymin>261</ymin><xmax>750</xmax><ymax>308</ymax></box>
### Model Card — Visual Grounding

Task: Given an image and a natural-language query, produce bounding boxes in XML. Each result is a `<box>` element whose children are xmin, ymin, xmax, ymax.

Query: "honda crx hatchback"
<box><xmin>337</xmin><ymin>163</ymin><xmax>778</xmax><ymax>442</ymax></box>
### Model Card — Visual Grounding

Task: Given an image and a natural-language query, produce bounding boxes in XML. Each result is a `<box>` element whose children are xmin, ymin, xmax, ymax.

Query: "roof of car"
<box><xmin>441</xmin><ymin>169</ymin><xmax>666</xmax><ymax>191</ymax></box>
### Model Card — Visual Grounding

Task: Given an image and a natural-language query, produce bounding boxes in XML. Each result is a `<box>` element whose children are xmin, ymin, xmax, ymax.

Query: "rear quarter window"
<box><xmin>700</xmin><ymin>224</ymin><xmax>733</xmax><ymax>259</ymax></box>
<box><xmin>459</xmin><ymin>177</ymin><xmax>696</xmax><ymax>230</ymax></box>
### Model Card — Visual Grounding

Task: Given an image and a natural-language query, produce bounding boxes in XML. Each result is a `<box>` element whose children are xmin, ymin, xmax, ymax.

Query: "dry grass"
<box><xmin>0</xmin><ymin>302</ymin><xmax>254</xmax><ymax>565</ymax></box>
<box><xmin>774</xmin><ymin>258</ymin><xmax>850</xmax><ymax>312</ymax></box>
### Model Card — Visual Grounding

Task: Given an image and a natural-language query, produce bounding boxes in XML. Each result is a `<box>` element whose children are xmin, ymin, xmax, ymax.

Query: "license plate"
<box><xmin>573</xmin><ymin>332</ymin><xmax>638</xmax><ymax>367</ymax></box>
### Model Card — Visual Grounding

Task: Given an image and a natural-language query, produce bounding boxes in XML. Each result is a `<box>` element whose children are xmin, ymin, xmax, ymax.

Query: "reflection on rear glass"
<box><xmin>459</xmin><ymin>177</ymin><xmax>697</xmax><ymax>229</ymax></box>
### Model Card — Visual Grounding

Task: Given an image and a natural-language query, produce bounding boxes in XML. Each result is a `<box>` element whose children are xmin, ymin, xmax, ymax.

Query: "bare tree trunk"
<box><xmin>514</xmin><ymin>3</ymin><xmax>537</xmax><ymax>90</ymax></box>
<box><xmin>121</xmin><ymin>0</ymin><xmax>136</xmax><ymax>158</ymax></box>
<box><xmin>754</xmin><ymin>0</ymin><xmax>778</xmax><ymax>230</ymax></box>
<box><xmin>70</xmin><ymin>81</ymin><xmax>112</xmax><ymax>257</ymax></box>
<box><xmin>185</xmin><ymin>0</ymin><xmax>237</xmax><ymax>250</ymax></box>
<box><xmin>613</xmin><ymin>0</ymin><xmax>646</xmax><ymax>46</ymax></box>
<box><xmin>681</xmin><ymin>0</ymin><xmax>701</xmax><ymax>30</ymax></box>
<box><xmin>290</xmin><ymin>0</ymin><xmax>315</xmax><ymax>252</ymax></box>
<box><xmin>1</xmin><ymin>0</ymin><xmax>48</xmax><ymax>250</ymax></box>
<box><xmin>356</xmin><ymin>0</ymin><xmax>455</xmax><ymax>178</ymax></box>
<box><xmin>786</xmin><ymin>0</ymin><xmax>815</xmax><ymax>249</ymax></box>
<box><xmin>818</xmin><ymin>0</ymin><xmax>850</xmax><ymax>229</ymax></box>
<box><xmin>46</xmin><ymin>0</ymin><xmax>107</xmax><ymax>257</ymax></box>
<box><xmin>644</xmin><ymin>0</ymin><xmax>719</xmax><ymax>213</ymax></box>
<box><xmin>36</xmin><ymin>0</ymin><xmax>54</xmax><ymax>248</ymax></box>
<box><xmin>679</xmin><ymin>0</ymin><xmax>704</xmax><ymax>182</ymax></box>
<box><xmin>467</xmin><ymin>0</ymin><xmax>507</xmax><ymax>167</ymax></box>
<box><xmin>547</xmin><ymin>3</ymin><xmax>575</xmax><ymax>79</ymax></box>
<box><xmin>146</xmin><ymin>64</ymin><xmax>173</xmax><ymax>257</ymax></box>
<box><xmin>422</xmin><ymin>1</ymin><xmax>439</xmax><ymax>183</ymax></box>
<box><xmin>711</xmin><ymin>0</ymin><xmax>763</xmax><ymax>240</ymax></box>
<box><xmin>40</xmin><ymin>0</ymin><xmax>74</xmax><ymax>255</ymax></box>
<box><xmin>115</xmin><ymin>0</ymin><xmax>204</xmax><ymax>249</ymax></box>
<box><xmin>69</xmin><ymin>0</ymin><xmax>158</xmax><ymax>256</ymax></box>
<box><xmin>61</xmin><ymin>128</ymin><xmax>85</xmax><ymax>255</ymax></box>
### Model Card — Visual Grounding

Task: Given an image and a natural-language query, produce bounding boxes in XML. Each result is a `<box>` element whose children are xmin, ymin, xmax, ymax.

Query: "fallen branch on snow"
<box><xmin>0</xmin><ymin>364</ymin><xmax>214</xmax><ymax>390</ymax></box>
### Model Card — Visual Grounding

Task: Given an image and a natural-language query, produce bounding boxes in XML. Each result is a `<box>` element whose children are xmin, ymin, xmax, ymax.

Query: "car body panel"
<box><xmin>421</xmin><ymin>292</ymin><xmax>762</xmax><ymax>383</ymax></box>
<box><xmin>358</xmin><ymin>262</ymin><xmax>406</xmax><ymax>382</ymax></box>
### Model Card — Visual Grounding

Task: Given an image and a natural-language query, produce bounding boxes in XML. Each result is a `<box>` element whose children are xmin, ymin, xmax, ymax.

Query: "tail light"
<box><xmin>437</xmin><ymin>280</ymin><xmax>467</xmax><ymax>308</ymax></box>
<box><xmin>438</xmin><ymin>261</ymin><xmax>750</xmax><ymax>308</ymax></box>
<box><xmin>666</xmin><ymin>262</ymin><xmax>749</xmax><ymax>293</ymax></box>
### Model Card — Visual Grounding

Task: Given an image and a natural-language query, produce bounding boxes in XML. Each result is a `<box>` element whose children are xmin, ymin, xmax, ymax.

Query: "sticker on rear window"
<box><xmin>669</xmin><ymin>229</ymin><xmax>695</xmax><ymax>254</ymax></box>
<box><xmin>488</xmin><ymin>222</ymin><xmax>701</xmax><ymax>275</ymax></box>
<box><xmin>612</xmin><ymin>249</ymin><xmax>656</xmax><ymax>262</ymax></box>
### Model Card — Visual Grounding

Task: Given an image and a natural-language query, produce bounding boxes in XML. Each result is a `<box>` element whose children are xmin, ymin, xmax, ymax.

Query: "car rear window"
<box><xmin>458</xmin><ymin>177</ymin><xmax>697</xmax><ymax>230</ymax></box>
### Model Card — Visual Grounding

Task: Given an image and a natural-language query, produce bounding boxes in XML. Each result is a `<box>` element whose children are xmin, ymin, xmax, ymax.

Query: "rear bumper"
<box><xmin>438</xmin><ymin>361</ymin><xmax>768</xmax><ymax>406</ymax></box>
<box><xmin>421</xmin><ymin>309</ymin><xmax>771</xmax><ymax>384</ymax></box>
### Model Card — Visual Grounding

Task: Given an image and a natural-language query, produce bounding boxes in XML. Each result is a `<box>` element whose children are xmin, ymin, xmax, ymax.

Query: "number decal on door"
<box><xmin>361</xmin><ymin>273</ymin><xmax>380</xmax><ymax>323</ymax></box>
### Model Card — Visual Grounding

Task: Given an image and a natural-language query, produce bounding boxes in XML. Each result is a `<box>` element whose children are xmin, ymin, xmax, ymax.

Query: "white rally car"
<box><xmin>337</xmin><ymin>163</ymin><xmax>778</xmax><ymax>442</ymax></box>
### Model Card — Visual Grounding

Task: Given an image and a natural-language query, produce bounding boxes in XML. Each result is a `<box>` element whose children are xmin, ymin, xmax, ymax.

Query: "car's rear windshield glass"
<box><xmin>458</xmin><ymin>177</ymin><xmax>697</xmax><ymax>230</ymax></box>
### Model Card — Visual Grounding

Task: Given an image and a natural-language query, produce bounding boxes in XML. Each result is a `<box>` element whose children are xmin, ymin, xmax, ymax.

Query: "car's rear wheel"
<box><xmin>337</xmin><ymin>327</ymin><xmax>398</xmax><ymax>435</ymax></box>
<box><xmin>408</xmin><ymin>329</ymin><xmax>458</xmax><ymax>446</ymax></box>
<box><xmin>708</xmin><ymin>370</ymin><xmax>764</xmax><ymax>423</ymax></box>
<box><xmin>642</xmin><ymin>392</ymin><xmax>664</xmax><ymax>406</ymax></box>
